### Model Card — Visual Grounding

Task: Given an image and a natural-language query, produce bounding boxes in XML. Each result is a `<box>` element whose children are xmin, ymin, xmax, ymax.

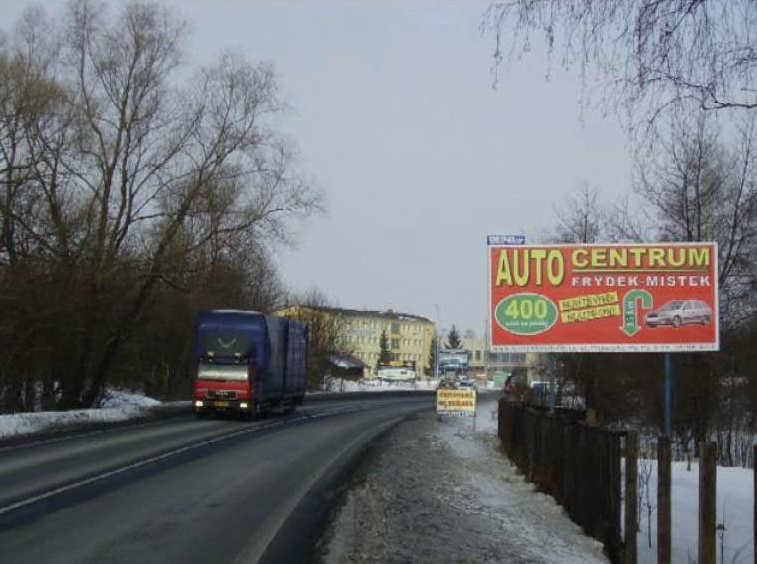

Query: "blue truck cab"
<box><xmin>193</xmin><ymin>310</ymin><xmax>308</xmax><ymax>418</ymax></box>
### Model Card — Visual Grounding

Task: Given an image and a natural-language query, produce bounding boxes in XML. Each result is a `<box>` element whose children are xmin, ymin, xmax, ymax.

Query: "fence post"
<box><xmin>657</xmin><ymin>435</ymin><xmax>671</xmax><ymax>564</ymax></box>
<box><xmin>625</xmin><ymin>431</ymin><xmax>638</xmax><ymax>564</ymax></box>
<box><xmin>527</xmin><ymin>414</ymin><xmax>535</xmax><ymax>482</ymax></box>
<box><xmin>698</xmin><ymin>441</ymin><xmax>717</xmax><ymax>564</ymax></box>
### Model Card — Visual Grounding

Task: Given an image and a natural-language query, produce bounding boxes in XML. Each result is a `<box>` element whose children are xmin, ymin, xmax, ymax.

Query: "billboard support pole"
<box><xmin>548</xmin><ymin>354</ymin><xmax>556</xmax><ymax>414</ymax></box>
<box><xmin>664</xmin><ymin>352</ymin><xmax>672</xmax><ymax>437</ymax></box>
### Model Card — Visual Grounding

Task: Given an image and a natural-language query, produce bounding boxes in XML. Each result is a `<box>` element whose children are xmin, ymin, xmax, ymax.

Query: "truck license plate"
<box><xmin>214</xmin><ymin>401</ymin><xmax>229</xmax><ymax>408</ymax></box>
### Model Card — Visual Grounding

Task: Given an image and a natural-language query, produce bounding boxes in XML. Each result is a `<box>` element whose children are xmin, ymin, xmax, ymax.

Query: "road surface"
<box><xmin>0</xmin><ymin>394</ymin><xmax>432</xmax><ymax>563</ymax></box>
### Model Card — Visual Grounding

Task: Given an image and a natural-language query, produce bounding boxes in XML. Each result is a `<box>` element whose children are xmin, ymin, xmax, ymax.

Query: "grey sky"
<box><xmin>3</xmin><ymin>1</ymin><xmax>632</xmax><ymax>336</ymax></box>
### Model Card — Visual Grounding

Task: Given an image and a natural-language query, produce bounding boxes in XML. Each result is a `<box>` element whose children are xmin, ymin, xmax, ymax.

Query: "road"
<box><xmin>0</xmin><ymin>393</ymin><xmax>433</xmax><ymax>564</ymax></box>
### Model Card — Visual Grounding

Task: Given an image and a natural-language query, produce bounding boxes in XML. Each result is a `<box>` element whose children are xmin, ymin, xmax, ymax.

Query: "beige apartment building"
<box><xmin>277</xmin><ymin>306</ymin><xmax>436</xmax><ymax>379</ymax></box>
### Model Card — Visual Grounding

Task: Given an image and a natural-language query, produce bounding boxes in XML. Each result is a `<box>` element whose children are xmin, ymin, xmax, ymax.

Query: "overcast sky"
<box><xmin>3</xmin><ymin>1</ymin><xmax>632</xmax><ymax>336</ymax></box>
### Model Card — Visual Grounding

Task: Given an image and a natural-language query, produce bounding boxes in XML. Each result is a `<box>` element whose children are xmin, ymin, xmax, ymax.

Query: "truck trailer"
<box><xmin>193</xmin><ymin>310</ymin><xmax>308</xmax><ymax>418</ymax></box>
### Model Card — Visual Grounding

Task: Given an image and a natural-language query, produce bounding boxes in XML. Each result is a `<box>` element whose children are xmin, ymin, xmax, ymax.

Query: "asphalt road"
<box><xmin>0</xmin><ymin>394</ymin><xmax>433</xmax><ymax>564</ymax></box>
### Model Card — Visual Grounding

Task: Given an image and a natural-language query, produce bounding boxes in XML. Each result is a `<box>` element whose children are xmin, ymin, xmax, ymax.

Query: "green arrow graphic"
<box><xmin>621</xmin><ymin>290</ymin><xmax>653</xmax><ymax>337</ymax></box>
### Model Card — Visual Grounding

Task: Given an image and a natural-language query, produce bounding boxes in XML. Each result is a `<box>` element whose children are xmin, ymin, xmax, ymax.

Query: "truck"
<box><xmin>192</xmin><ymin>310</ymin><xmax>308</xmax><ymax>418</ymax></box>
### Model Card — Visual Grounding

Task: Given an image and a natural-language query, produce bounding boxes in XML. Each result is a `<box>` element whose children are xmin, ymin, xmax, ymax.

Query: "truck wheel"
<box><xmin>195</xmin><ymin>410</ymin><xmax>206</xmax><ymax>419</ymax></box>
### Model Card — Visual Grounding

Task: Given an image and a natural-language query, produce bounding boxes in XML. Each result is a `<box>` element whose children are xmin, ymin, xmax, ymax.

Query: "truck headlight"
<box><xmin>240</xmin><ymin>402</ymin><xmax>248</xmax><ymax>409</ymax></box>
<box><xmin>194</xmin><ymin>400</ymin><xmax>204</xmax><ymax>408</ymax></box>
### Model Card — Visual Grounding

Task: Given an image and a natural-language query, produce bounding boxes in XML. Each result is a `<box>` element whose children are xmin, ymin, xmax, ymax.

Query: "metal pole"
<box><xmin>658</xmin><ymin>435</ymin><xmax>672</xmax><ymax>564</ymax></box>
<box><xmin>664</xmin><ymin>352</ymin><xmax>671</xmax><ymax>437</ymax></box>
<box><xmin>483</xmin><ymin>318</ymin><xmax>489</xmax><ymax>382</ymax></box>
<box><xmin>434</xmin><ymin>304</ymin><xmax>439</xmax><ymax>380</ymax></box>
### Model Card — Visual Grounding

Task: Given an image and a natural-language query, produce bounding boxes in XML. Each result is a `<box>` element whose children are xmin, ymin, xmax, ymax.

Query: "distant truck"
<box><xmin>193</xmin><ymin>310</ymin><xmax>308</xmax><ymax>418</ymax></box>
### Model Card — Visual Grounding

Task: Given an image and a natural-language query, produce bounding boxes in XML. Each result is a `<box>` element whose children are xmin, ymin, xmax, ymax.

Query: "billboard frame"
<box><xmin>487</xmin><ymin>241</ymin><xmax>720</xmax><ymax>353</ymax></box>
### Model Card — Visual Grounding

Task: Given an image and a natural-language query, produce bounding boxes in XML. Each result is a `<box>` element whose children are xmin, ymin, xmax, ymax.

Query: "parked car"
<box><xmin>645</xmin><ymin>299</ymin><xmax>712</xmax><ymax>328</ymax></box>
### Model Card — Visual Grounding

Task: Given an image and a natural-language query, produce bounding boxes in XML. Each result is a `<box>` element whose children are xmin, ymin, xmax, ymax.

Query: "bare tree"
<box><xmin>635</xmin><ymin>111</ymin><xmax>757</xmax><ymax>327</ymax></box>
<box><xmin>280</xmin><ymin>289</ymin><xmax>351</xmax><ymax>390</ymax></box>
<box><xmin>482</xmin><ymin>0</ymin><xmax>757</xmax><ymax>131</ymax></box>
<box><xmin>0</xmin><ymin>1</ymin><xmax>322</xmax><ymax>411</ymax></box>
<box><xmin>554</xmin><ymin>181</ymin><xmax>604</xmax><ymax>244</ymax></box>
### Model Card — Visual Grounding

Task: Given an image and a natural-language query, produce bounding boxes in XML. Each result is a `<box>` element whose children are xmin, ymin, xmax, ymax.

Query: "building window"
<box><xmin>391</xmin><ymin>322</ymin><xmax>400</xmax><ymax>334</ymax></box>
<box><xmin>475</xmin><ymin>350</ymin><xmax>481</xmax><ymax>361</ymax></box>
<box><xmin>391</xmin><ymin>338</ymin><xmax>400</xmax><ymax>349</ymax></box>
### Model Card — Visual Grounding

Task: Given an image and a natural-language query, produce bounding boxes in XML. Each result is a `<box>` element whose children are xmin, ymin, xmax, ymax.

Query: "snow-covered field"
<box><xmin>633</xmin><ymin>460</ymin><xmax>754</xmax><ymax>564</ymax></box>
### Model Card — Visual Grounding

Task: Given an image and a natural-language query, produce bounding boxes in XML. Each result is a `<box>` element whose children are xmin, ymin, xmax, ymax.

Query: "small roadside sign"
<box><xmin>436</xmin><ymin>389</ymin><xmax>477</xmax><ymax>417</ymax></box>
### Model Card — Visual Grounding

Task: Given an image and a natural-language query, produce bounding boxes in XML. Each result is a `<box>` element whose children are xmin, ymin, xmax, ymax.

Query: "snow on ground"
<box><xmin>317</xmin><ymin>397</ymin><xmax>609</xmax><ymax>564</ymax></box>
<box><xmin>97</xmin><ymin>389</ymin><xmax>162</xmax><ymax>409</ymax></box>
<box><xmin>0</xmin><ymin>390</ymin><xmax>166</xmax><ymax>440</ymax></box>
<box><xmin>320</xmin><ymin>378</ymin><xmax>441</xmax><ymax>393</ymax></box>
<box><xmin>633</xmin><ymin>460</ymin><xmax>754</xmax><ymax>564</ymax></box>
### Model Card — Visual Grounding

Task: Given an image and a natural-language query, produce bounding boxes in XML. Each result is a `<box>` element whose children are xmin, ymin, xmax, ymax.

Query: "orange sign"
<box><xmin>488</xmin><ymin>243</ymin><xmax>719</xmax><ymax>352</ymax></box>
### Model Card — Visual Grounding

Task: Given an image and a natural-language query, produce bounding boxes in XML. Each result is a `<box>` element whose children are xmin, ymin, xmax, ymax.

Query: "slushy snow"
<box><xmin>319</xmin><ymin>397</ymin><xmax>610</xmax><ymax>563</ymax></box>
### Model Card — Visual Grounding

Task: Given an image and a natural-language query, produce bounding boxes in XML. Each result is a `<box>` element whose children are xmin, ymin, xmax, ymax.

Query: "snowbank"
<box><xmin>0</xmin><ymin>390</ymin><xmax>167</xmax><ymax>441</ymax></box>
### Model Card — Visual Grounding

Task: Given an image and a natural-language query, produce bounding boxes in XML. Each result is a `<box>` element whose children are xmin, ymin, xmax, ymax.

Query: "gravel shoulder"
<box><xmin>315</xmin><ymin>396</ymin><xmax>610</xmax><ymax>564</ymax></box>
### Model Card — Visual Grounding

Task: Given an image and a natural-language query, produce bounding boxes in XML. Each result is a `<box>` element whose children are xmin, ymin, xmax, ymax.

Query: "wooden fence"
<box><xmin>499</xmin><ymin>397</ymin><xmax>625</xmax><ymax>563</ymax></box>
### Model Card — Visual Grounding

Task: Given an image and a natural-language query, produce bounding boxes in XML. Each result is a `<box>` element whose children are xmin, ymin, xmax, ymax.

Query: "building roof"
<box><xmin>329</xmin><ymin>352</ymin><xmax>369</xmax><ymax>369</ymax></box>
<box><xmin>283</xmin><ymin>305</ymin><xmax>433</xmax><ymax>324</ymax></box>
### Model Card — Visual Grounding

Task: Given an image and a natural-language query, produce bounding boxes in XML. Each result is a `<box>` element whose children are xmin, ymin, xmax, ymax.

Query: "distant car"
<box><xmin>645</xmin><ymin>299</ymin><xmax>712</xmax><ymax>328</ymax></box>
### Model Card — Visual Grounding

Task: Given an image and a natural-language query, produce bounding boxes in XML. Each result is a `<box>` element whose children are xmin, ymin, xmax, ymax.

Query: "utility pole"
<box><xmin>434</xmin><ymin>304</ymin><xmax>440</xmax><ymax>380</ymax></box>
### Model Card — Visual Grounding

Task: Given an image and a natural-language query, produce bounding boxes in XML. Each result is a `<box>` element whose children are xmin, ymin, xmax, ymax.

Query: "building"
<box><xmin>276</xmin><ymin>305</ymin><xmax>436</xmax><ymax>379</ymax></box>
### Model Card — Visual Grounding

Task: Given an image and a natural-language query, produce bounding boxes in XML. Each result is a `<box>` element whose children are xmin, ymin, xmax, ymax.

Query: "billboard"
<box><xmin>378</xmin><ymin>360</ymin><xmax>416</xmax><ymax>371</ymax></box>
<box><xmin>488</xmin><ymin>243</ymin><xmax>719</xmax><ymax>352</ymax></box>
<box><xmin>438</xmin><ymin>348</ymin><xmax>469</xmax><ymax>373</ymax></box>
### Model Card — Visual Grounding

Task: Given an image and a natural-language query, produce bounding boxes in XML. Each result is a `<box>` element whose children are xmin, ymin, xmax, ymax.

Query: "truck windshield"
<box><xmin>198</xmin><ymin>330</ymin><xmax>254</xmax><ymax>358</ymax></box>
<box><xmin>197</xmin><ymin>363</ymin><xmax>248</xmax><ymax>382</ymax></box>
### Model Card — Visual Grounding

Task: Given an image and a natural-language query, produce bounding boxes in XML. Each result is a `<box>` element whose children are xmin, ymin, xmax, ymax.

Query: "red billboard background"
<box><xmin>488</xmin><ymin>243</ymin><xmax>719</xmax><ymax>352</ymax></box>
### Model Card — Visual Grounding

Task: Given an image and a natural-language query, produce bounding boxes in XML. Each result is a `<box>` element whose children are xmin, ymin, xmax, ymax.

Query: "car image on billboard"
<box><xmin>645</xmin><ymin>299</ymin><xmax>713</xmax><ymax>328</ymax></box>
